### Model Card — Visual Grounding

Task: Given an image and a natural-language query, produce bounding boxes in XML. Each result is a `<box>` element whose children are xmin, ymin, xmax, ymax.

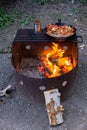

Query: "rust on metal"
<box><xmin>11</xmin><ymin>29</ymin><xmax>78</xmax><ymax>103</ymax></box>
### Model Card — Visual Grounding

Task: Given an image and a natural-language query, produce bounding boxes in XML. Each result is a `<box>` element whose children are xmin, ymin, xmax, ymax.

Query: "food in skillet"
<box><xmin>46</xmin><ymin>24</ymin><xmax>75</xmax><ymax>38</ymax></box>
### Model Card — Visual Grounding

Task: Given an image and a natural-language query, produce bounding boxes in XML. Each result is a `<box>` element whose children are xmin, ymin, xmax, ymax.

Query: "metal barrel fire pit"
<box><xmin>11</xmin><ymin>29</ymin><xmax>80</xmax><ymax>103</ymax></box>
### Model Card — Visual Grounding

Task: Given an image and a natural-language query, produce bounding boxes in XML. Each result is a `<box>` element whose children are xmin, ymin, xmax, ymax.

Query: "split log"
<box><xmin>44</xmin><ymin>89</ymin><xmax>64</xmax><ymax>126</ymax></box>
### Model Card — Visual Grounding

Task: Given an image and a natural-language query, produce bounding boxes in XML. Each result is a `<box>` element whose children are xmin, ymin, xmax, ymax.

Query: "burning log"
<box><xmin>38</xmin><ymin>62</ymin><xmax>52</xmax><ymax>77</ymax></box>
<box><xmin>20</xmin><ymin>55</ymin><xmax>73</xmax><ymax>78</ymax></box>
<box><xmin>40</xmin><ymin>56</ymin><xmax>62</xmax><ymax>78</ymax></box>
<box><xmin>58</xmin><ymin>57</ymin><xmax>73</xmax><ymax>73</ymax></box>
<box><xmin>20</xmin><ymin>42</ymin><xmax>74</xmax><ymax>78</ymax></box>
<box><xmin>49</xmin><ymin>57</ymin><xmax>58</xmax><ymax>66</ymax></box>
<box><xmin>58</xmin><ymin>57</ymin><xmax>72</xmax><ymax>66</ymax></box>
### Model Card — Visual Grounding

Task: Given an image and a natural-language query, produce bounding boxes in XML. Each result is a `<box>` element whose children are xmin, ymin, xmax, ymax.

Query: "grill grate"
<box><xmin>14</xmin><ymin>29</ymin><xmax>83</xmax><ymax>43</ymax></box>
<box><xmin>14</xmin><ymin>29</ymin><xmax>52</xmax><ymax>42</ymax></box>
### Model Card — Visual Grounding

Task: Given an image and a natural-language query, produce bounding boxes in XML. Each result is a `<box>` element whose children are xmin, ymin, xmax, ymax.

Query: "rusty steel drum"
<box><xmin>11</xmin><ymin>29</ymin><xmax>78</xmax><ymax>103</ymax></box>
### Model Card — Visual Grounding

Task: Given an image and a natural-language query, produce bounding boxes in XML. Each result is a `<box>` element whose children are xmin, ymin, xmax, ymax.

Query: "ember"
<box><xmin>20</xmin><ymin>42</ymin><xmax>74</xmax><ymax>78</ymax></box>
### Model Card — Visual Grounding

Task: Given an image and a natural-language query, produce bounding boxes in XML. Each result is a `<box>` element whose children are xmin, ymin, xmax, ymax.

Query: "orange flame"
<box><xmin>38</xmin><ymin>42</ymin><xmax>73</xmax><ymax>78</ymax></box>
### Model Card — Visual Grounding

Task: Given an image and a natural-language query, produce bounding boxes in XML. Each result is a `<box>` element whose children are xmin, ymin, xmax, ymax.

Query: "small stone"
<box><xmin>71</xmin><ymin>105</ymin><xmax>74</xmax><ymax>109</ymax></box>
<box><xmin>65</xmin><ymin>128</ymin><xmax>68</xmax><ymax>130</ymax></box>
<box><xmin>74</xmin><ymin>19</ymin><xmax>77</xmax><ymax>22</ymax></box>
<box><xmin>79</xmin><ymin>64</ymin><xmax>82</xmax><ymax>67</ymax></box>
<box><xmin>28</xmin><ymin>103</ymin><xmax>31</xmax><ymax>106</ymax></box>
<box><xmin>79</xmin><ymin>109</ymin><xmax>82</xmax><ymax>113</ymax></box>
<box><xmin>19</xmin><ymin>81</ymin><xmax>24</xmax><ymax>86</ymax></box>
<box><xmin>68</xmin><ymin>13</ymin><xmax>73</xmax><ymax>16</ymax></box>
<box><xmin>72</xmin><ymin>0</ymin><xmax>75</xmax><ymax>3</ymax></box>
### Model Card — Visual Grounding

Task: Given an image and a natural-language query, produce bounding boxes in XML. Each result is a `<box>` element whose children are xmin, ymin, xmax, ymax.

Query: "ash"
<box><xmin>20</xmin><ymin>57</ymin><xmax>45</xmax><ymax>78</ymax></box>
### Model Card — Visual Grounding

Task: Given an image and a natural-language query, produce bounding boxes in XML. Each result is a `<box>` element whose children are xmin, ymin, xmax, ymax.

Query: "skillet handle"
<box><xmin>55</xmin><ymin>18</ymin><xmax>62</xmax><ymax>26</ymax></box>
<box><xmin>58</xmin><ymin>18</ymin><xmax>61</xmax><ymax>24</ymax></box>
<box><xmin>76</xmin><ymin>36</ymin><xmax>83</xmax><ymax>43</ymax></box>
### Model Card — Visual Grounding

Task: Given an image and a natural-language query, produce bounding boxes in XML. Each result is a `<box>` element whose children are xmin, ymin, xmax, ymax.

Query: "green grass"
<box><xmin>78</xmin><ymin>0</ymin><xmax>86</xmax><ymax>3</ymax></box>
<box><xmin>0</xmin><ymin>5</ymin><xmax>34</xmax><ymax>28</ymax></box>
<box><xmin>30</xmin><ymin>0</ymin><xmax>87</xmax><ymax>4</ymax></box>
<box><xmin>0</xmin><ymin>6</ymin><xmax>16</xmax><ymax>28</ymax></box>
<box><xmin>21</xmin><ymin>16</ymin><xmax>34</xmax><ymax>27</ymax></box>
<box><xmin>0</xmin><ymin>0</ymin><xmax>86</xmax><ymax>28</ymax></box>
<box><xmin>30</xmin><ymin>0</ymin><xmax>47</xmax><ymax>5</ymax></box>
<box><xmin>30</xmin><ymin>0</ymin><xmax>59</xmax><ymax>5</ymax></box>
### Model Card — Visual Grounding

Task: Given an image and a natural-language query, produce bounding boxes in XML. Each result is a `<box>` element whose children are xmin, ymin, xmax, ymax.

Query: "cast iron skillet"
<box><xmin>45</xmin><ymin>18</ymin><xmax>76</xmax><ymax>42</ymax></box>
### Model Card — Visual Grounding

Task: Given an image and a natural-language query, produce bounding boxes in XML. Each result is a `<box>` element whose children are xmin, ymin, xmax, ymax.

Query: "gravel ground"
<box><xmin>0</xmin><ymin>0</ymin><xmax>87</xmax><ymax>130</ymax></box>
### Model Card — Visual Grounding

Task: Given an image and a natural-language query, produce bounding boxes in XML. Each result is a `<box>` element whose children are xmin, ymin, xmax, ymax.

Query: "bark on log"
<box><xmin>44</xmin><ymin>89</ymin><xmax>64</xmax><ymax>126</ymax></box>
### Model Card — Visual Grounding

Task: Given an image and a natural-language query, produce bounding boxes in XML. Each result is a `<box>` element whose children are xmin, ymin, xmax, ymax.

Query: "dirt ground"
<box><xmin>0</xmin><ymin>0</ymin><xmax>87</xmax><ymax>130</ymax></box>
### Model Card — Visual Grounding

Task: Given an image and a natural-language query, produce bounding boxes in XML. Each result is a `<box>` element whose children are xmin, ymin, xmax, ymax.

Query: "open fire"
<box><xmin>11</xmin><ymin>28</ymin><xmax>79</xmax><ymax>102</ymax></box>
<box><xmin>38</xmin><ymin>42</ymin><xmax>73</xmax><ymax>78</ymax></box>
<box><xmin>20</xmin><ymin>42</ymin><xmax>75</xmax><ymax>78</ymax></box>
